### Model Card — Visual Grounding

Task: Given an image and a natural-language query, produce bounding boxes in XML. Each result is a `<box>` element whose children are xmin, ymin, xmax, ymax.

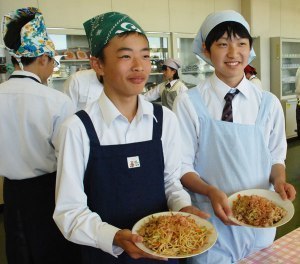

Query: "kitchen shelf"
<box><xmin>270</xmin><ymin>37</ymin><xmax>299</xmax><ymax>138</ymax></box>
<box><xmin>282</xmin><ymin>55</ymin><xmax>300</xmax><ymax>58</ymax></box>
<box><xmin>60</xmin><ymin>59</ymin><xmax>89</xmax><ymax>63</ymax></box>
<box><xmin>270</xmin><ymin>37</ymin><xmax>300</xmax><ymax>100</ymax></box>
<box><xmin>150</xmin><ymin>72</ymin><xmax>163</xmax><ymax>75</ymax></box>
<box><xmin>52</xmin><ymin>77</ymin><xmax>68</xmax><ymax>81</ymax></box>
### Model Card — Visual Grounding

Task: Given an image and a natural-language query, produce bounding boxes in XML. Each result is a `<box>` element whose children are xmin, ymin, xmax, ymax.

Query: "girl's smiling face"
<box><xmin>204</xmin><ymin>32</ymin><xmax>251</xmax><ymax>87</ymax></box>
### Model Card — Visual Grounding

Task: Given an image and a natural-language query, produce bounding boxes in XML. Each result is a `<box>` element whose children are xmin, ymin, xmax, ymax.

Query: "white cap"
<box><xmin>193</xmin><ymin>10</ymin><xmax>256</xmax><ymax>66</ymax></box>
<box><xmin>163</xmin><ymin>58</ymin><xmax>181</xmax><ymax>70</ymax></box>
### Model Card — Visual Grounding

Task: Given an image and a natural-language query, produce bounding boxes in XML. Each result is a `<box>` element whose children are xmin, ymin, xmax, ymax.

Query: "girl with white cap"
<box><xmin>143</xmin><ymin>58</ymin><xmax>188</xmax><ymax>110</ymax></box>
<box><xmin>173</xmin><ymin>10</ymin><xmax>296</xmax><ymax>263</ymax></box>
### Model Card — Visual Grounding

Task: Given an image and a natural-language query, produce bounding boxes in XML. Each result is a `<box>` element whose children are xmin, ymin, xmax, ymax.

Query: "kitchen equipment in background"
<box><xmin>70</xmin><ymin>65</ymin><xmax>77</xmax><ymax>75</ymax></box>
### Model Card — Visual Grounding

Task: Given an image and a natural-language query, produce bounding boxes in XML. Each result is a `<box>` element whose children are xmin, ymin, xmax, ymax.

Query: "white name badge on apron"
<box><xmin>127</xmin><ymin>156</ymin><xmax>140</xmax><ymax>169</ymax></box>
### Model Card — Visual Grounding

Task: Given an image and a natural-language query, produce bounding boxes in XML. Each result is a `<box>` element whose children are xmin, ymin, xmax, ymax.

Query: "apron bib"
<box><xmin>76</xmin><ymin>104</ymin><xmax>177</xmax><ymax>264</ymax></box>
<box><xmin>186</xmin><ymin>88</ymin><xmax>276</xmax><ymax>264</ymax></box>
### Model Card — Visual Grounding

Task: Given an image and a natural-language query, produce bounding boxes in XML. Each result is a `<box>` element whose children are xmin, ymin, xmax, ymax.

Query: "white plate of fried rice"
<box><xmin>228</xmin><ymin>189</ymin><xmax>295</xmax><ymax>228</ymax></box>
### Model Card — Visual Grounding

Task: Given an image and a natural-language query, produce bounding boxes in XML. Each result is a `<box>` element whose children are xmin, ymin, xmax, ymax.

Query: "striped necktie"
<box><xmin>165</xmin><ymin>82</ymin><xmax>171</xmax><ymax>88</ymax></box>
<box><xmin>221</xmin><ymin>90</ymin><xmax>239</xmax><ymax>122</ymax></box>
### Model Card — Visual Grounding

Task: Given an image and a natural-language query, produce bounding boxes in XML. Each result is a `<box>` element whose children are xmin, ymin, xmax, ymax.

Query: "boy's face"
<box><xmin>204</xmin><ymin>32</ymin><xmax>250</xmax><ymax>87</ymax></box>
<box><xmin>93</xmin><ymin>33</ymin><xmax>151</xmax><ymax>98</ymax></box>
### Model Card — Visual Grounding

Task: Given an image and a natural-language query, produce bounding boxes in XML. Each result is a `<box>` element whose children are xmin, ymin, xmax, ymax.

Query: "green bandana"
<box><xmin>83</xmin><ymin>12</ymin><xmax>145</xmax><ymax>57</ymax></box>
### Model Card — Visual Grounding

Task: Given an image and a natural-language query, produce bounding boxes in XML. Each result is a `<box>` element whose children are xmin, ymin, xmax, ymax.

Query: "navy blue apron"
<box><xmin>76</xmin><ymin>104</ymin><xmax>178</xmax><ymax>264</ymax></box>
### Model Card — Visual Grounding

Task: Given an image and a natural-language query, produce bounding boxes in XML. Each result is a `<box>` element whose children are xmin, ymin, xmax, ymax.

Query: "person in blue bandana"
<box><xmin>0</xmin><ymin>7</ymin><xmax>80</xmax><ymax>264</ymax></box>
<box><xmin>53</xmin><ymin>11</ymin><xmax>209</xmax><ymax>264</ymax></box>
<box><xmin>173</xmin><ymin>10</ymin><xmax>296</xmax><ymax>264</ymax></box>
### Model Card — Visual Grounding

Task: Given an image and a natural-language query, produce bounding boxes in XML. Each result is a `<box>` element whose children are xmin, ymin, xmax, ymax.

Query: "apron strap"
<box><xmin>9</xmin><ymin>74</ymin><xmax>41</xmax><ymax>83</ymax></box>
<box><xmin>75</xmin><ymin>110</ymin><xmax>100</xmax><ymax>145</ymax></box>
<box><xmin>255</xmin><ymin>91</ymin><xmax>274</xmax><ymax>126</ymax></box>
<box><xmin>152</xmin><ymin>103</ymin><xmax>163</xmax><ymax>140</ymax></box>
<box><xmin>187</xmin><ymin>88</ymin><xmax>209</xmax><ymax>117</ymax></box>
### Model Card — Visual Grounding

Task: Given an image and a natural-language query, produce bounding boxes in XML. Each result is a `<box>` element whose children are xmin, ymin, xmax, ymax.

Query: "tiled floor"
<box><xmin>0</xmin><ymin>140</ymin><xmax>299</xmax><ymax>264</ymax></box>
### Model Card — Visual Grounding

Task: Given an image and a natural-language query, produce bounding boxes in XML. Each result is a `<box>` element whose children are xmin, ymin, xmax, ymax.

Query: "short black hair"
<box><xmin>205</xmin><ymin>21</ymin><xmax>253</xmax><ymax>52</ymax></box>
<box><xmin>3</xmin><ymin>14</ymin><xmax>37</xmax><ymax>66</ymax></box>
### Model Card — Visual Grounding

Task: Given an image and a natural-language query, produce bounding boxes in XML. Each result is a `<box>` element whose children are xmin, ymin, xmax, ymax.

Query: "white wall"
<box><xmin>0</xmin><ymin>0</ymin><xmax>240</xmax><ymax>32</ymax></box>
<box><xmin>242</xmin><ymin>0</ymin><xmax>300</xmax><ymax>91</ymax></box>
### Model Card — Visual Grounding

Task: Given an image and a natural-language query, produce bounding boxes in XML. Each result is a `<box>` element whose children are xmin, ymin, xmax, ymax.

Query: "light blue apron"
<box><xmin>186</xmin><ymin>88</ymin><xmax>276</xmax><ymax>264</ymax></box>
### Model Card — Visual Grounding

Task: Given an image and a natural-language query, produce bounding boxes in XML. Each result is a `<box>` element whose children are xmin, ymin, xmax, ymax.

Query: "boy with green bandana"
<box><xmin>54</xmin><ymin>11</ymin><xmax>208</xmax><ymax>264</ymax></box>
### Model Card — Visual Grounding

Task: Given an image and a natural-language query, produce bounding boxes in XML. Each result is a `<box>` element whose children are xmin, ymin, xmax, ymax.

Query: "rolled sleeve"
<box><xmin>161</xmin><ymin>107</ymin><xmax>192</xmax><ymax>211</ymax></box>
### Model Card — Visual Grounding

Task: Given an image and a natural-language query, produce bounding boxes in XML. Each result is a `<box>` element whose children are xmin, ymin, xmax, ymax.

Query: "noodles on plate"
<box><xmin>136</xmin><ymin>213</ymin><xmax>211</xmax><ymax>256</ymax></box>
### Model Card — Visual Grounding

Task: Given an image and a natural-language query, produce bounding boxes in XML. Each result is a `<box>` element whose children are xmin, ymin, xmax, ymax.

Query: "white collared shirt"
<box><xmin>173</xmin><ymin>73</ymin><xmax>287</xmax><ymax>177</ymax></box>
<box><xmin>64</xmin><ymin>69</ymin><xmax>103</xmax><ymax>111</ymax></box>
<box><xmin>0</xmin><ymin>70</ymin><xmax>75</xmax><ymax>179</ymax></box>
<box><xmin>54</xmin><ymin>92</ymin><xmax>191</xmax><ymax>257</ymax></box>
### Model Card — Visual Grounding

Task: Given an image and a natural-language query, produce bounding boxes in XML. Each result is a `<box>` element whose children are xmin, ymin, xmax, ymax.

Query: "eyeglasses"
<box><xmin>53</xmin><ymin>58</ymin><xmax>59</xmax><ymax>68</ymax></box>
<box><xmin>47</xmin><ymin>56</ymin><xmax>59</xmax><ymax>68</ymax></box>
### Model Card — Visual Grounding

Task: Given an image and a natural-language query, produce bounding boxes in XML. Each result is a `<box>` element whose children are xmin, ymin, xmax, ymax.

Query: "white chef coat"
<box><xmin>64</xmin><ymin>69</ymin><xmax>103</xmax><ymax>111</ymax></box>
<box><xmin>143</xmin><ymin>79</ymin><xmax>188</xmax><ymax>102</ymax></box>
<box><xmin>0</xmin><ymin>70</ymin><xmax>75</xmax><ymax>180</ymax></box>
<box><xmin>54</xmin><ymin>92</ymin><xmax>191</xmax><ymax>256</ymax></box>
<box><xmin>173</xmin><ymin>73</ymin><xmax>287</xmax><ymax>178</ymax></box>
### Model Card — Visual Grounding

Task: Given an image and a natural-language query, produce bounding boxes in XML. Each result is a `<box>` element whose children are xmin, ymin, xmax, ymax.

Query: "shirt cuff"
<box><xmin>271</xmin><ymin>160</ymin><xmax>286</xmax><ymax>167</ymax></box>
<box><xmin>168</xmin><ymin>189</ymin><xmax>192</xmax><ymax>212</ymax></box>
<box><xmin>96</xmin><ymin>224</ymin><xmax>123</xmax><ymax>257</ymax></box>
<box><xmin>180</xmin><ymin>165</ymin><xmax>200</xmax><ymax>179</ymax></box>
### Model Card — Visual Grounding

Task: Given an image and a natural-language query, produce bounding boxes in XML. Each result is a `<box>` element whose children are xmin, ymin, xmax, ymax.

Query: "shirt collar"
<box><xmin>166</xmin><ymin>79</ymin><xmax>178</xmax><ymax>87</ymax></box>
<box><xmin>211</xmin><ymin>73</ymin><xmax>250</xmax><ymax>102</ymax></box>
<box><xmin>98</xmin><ymin>92</ymin><xmax>155</xmax><ymax>127</ymax></box>
<box><xmin>11</xmin><ymin>70</ymin><xmax>42</xmax><ymax>83</ymax></box>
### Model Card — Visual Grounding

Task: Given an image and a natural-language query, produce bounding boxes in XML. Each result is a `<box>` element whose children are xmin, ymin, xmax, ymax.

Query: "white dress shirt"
<box><xmin>54</xmin><ymin>92</ymin><xmax>191</xmax><ymax>256</ymax></box>
<box><xmin>0</xmin><ymin>71</ymin><xmax>75</xmax><ymax>179</ymax></box>
<box><xmin>173</xmin><ymin>73</ymin><xmax>287</xmax><ymax>177</ymax></box>
<box><xmin>64</xmin><ymin>69</ymin><xmax>103</xmax><ymax>111</ymax></box>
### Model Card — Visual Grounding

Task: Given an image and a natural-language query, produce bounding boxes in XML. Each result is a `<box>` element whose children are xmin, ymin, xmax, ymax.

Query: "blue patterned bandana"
<box><xmin>2</xmin><ymin>7</ymin><xmax>55</xmax><ymax>62</ymax></box>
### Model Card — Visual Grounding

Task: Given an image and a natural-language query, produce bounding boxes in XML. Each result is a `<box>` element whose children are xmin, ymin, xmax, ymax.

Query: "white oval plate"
<box><xmin>228</xmin><ymin>189</ymin><xmax>295</xmax><ymax>228</ymax></box>
<box><xmin>132</xmin><ymin>211</ymin><xmax>218</xmax><ymax>259</ymax></box>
